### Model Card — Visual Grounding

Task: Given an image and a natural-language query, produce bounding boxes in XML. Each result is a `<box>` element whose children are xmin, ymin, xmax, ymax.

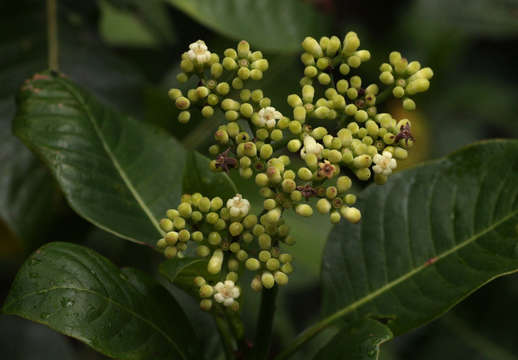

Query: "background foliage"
<box><xmin>1</xmin><ymin>0</ymin><xmax>517</xmax><ymax>359</ymax></box>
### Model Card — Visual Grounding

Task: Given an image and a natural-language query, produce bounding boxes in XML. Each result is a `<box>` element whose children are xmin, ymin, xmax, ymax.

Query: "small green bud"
<box><xmin>326</xmin><ymin>35</ymin><xmax>341</xmax><ymax>56</ymax></box>
<box><xmin>271</xmin><ymin>129</ymin><xmax>283</xmax><ymax>142</ymax></box>
<box><xmin>258</xmin><ymin>250</ymin><xmax>271</xmax><ymax>262</ymax></box>
<box><xmin>341</xmin><ymin>206</ymin><xmax>362</xmax><ymax>224</ymax></box>
<box><xmin>266</xmin><ymin>258</ymin><xmax>280</xmax><ymax>271</ymax></box>
<box><xmin>316</xmin><ymin>198</ymin><xmax>331</xmax><ymax>214</ymax></box>
<box><xmin>296</xmin><ymin>204</ymin><xmax>313</xmax><ymax>217</ymax></box>
<box><xmin>160</xmin><ymin>218</ymin><xmax>173</xmax><ymax>232</ymax></box>
<box><xmin>199</xmin><ymin>284</ymin><xmax>214</xmax><ymax>298</ymax></box>
<box><xmin>216</xmin><ymin>82</ymin><xmax>230</xmax><ymax>95</ymax></box>
<box><xmin>252</xmin><ymin>59</ymin><xmax>269</xmax><ymax>72</ymax></box>
<box><xmin>255</xmin><ymin>173</ymin><xmax>269</xmax><ymax>187</ymax></box>
<box><xmin>226</xmin><ymin>272</ymin><xmax>239</xmax><ymax>282</ymax></box>
<box><xmin>200</xmin><ymin>299</ymin><xmax>212</xmax><ymax>311</ymax></box>
<box><xmin>339</xmin><ymin>63</ymin><xmax>350</xmax><ymax>75</ymax></box>
<box><xmin>211</xmin><ymin>63</ymin><xmax>223</xmax><ymax>78</ymax></box>
<box><xmin>337</xmin><ymin>176</ymin><xmax>352</xmax><ymax>192</ymax></box>
<box><xmin>237</xmin><ymin>249</ymin><xmax>248</xmax><ymax>261</ymax></box>
<box><xmin>208</xmin><ymin>232</ymin><xmax>222</xmax><ymax>246</ymax></box>
<box><xmin>355</xmin><ymin>167</ymin><xmax>371</xmax><ymax>181</ymax></box>
<box><xmin>287</xmin><ymin>94</ymin><xmax>303</xmax><ymax>107</ymax></box>
<box><xmin>353</xmin><ymin>155</ymin><xmax>372</xmax><ymax>168</ymax></box>
<box><xmin>394</xmin><ymin>147</ymin><xmax>408</xmax><ymax>159</ymax></box>
<box><xmin>393</xmin><ymin>86</ymin><xmax>405</xmax><ymax>98</ymax></box>
<box><xmin>379</xmin><ymin>71</ymin><xmax>394</xmax><ymax>85</ymax></box>
<box><xmin>178</xmin><ymin>111</ymin><xmax>191</xmax><ymax>124</ymax></box>
<box><xmin>192</xmin><ymin>231</ymin><xmax>204</xmax><ymax>242</ymax></box>
<box><xmin>229</xmin><ymin>222</ymin><xmax>244</xmax><ymax>236</ymax></box>
<box><xmin>347</xmin><ymin>55</ymin><xmax>361</xmax><ymax>68</ymax></box>
<box><xmin>274</xmin><ymin>271</ymin><xmax>289</xmax><ymax>285</ymax></box>
<box><xmin>250</xmin><ymin>69</ymin><xmax>263</xmax><ymax>80</ymax></box>
<box><xmin>406</xmin><ymin>78</ymin><xmax>430</xmax><ymax>95</ymax></box>
<box><xmin>259</xmin><ymin>233</ymin><xmax>272</xmax><ymax>249</ymax></box>
<box><xmin>168</xmin><ymin>88</ymin><xmax>182</xmax><ymax>101</ymax></box>
<box><xmin>297</xmin><ymin>167</ymin><xmax>313</xmax><ymax>181</ymax></box>
<box><xmin>402</xmin><ymin>98</ymin><xmax>416</xmax><ymax>111</ymax></box>
<box><xmin>293</xmin><ymin>106</ymin><xmax>307</xmax><ymax>123</ymax></box>
<box><xmin>346</xmin><ymin>87</ymin><xmax>358</xmax><ymax>100</ymax></box>
<box><xmin>281</xmin><ymin>179</ymin><xmax>297</xmax><ymax>193</ymax></box>
<box><xmin>302</xmin><ymin>36</ymin><xmax>323</xmax><ymax>58</ymax></box>
<box><xmin>164</xmin><ymin>246</ymin><xmax>177</xmax><ymax>258</ymax></box>
<box><xmin>343</xmin><ymin>31</ymin><xmax>360</xmax><ymax>54</ymax></box>
<box><xmin>330</xmin><ymin>211</ymin><xmax>341</xmax><ymax>224</ymax></box>
<box><xmin>208</xmin><ymin>249</ymin><xmax>224</xmax><ymax>274</ymax></box>
<box><xmin>229</xmin><ymin>242</ymin><xmax>240</xmax><ymax>253</ymax></box>
<box><xmin>178</xmin><ymin>229</ymin><xmax>190</xmax><ymax>242</ymax></box>
<box><xmin>196</xmin><ymin>245</ymin><xmax>210</xmax><ymax>257</ymax></box>
<box><xmin>260</xmin><ymin>144</ymin><xmax>273</xmax><ymax>159</ymax></box>
<box><xmin>261</xmin><ymin>271</ymin><xmax>275</xmax><ymax>289</ymax></box>
<box><xmin>222</xmin><ymin>57</ymin><xmax>238</xmax><ymax>71</ymax></box>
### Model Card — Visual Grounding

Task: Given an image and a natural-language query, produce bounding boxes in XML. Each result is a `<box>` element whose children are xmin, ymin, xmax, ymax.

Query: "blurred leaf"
<box><xmin>165</xmin><ymin>0</ymin><xmax>330</xmax><ymax>53</ymax></box>
<box><xmin>13</xmin><ymin>73</ymin><xmax>187</xmax><ymax>245</ymax></box>
<box><xmin>412</xmin><ymin>0</ymin><xmax>518</xmax><ymax>38</ymax></box>
<box><xmin>315</xmin><ymin>319</ymin><xmax>393</xmax><ymax>360</ymax></box>
<box><xmin>322</xmin><ymin>140</ymin><xmax>518</xmax><ymax>337</ymax></box>
<box><xmin>100</xmin><ymin>0</ymin><xmax>176</xmax><ymax>48</ymax></box>
<box><xmin>3</xmin><ymin>242</ymin><xmax>200</xmax><ymax>359</ymax></box>
<box><xmin>0</xmin><ymin>315</ymin><xmax>76</xmax><ymax>360</ymax></box>
<box><xmin>183</xmin><ymin>151</ymin><xmax>237</xmax><ymax>199</ymax></box>
<box><xmin>160</xmin><ymin>257</ymin><xmax>219</xmax><ymax>296</ymax></box>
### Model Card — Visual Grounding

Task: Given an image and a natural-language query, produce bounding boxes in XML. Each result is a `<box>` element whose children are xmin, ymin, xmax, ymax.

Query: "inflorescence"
<box><xmin>163</xmin><ymin>32</ymin><xmax>433</xmax><ymax>310</ymax></box>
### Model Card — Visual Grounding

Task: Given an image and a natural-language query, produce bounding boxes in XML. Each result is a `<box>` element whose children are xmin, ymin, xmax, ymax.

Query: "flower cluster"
<box><xmin>156</xmin><ymin>193</ymin><xmax>294</xmax><ymax>311</ymax></box>
<box><xmin>164</xmin><ymin>33</ymin><xmax>433</xmax><ymax>299</ymax></box>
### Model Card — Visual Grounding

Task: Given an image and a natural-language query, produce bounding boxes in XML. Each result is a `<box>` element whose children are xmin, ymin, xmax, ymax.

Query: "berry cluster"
<box><xmin>156</xmin><ymin>193</ymin><xmax>294</xmax><ymax>311</ymax></box>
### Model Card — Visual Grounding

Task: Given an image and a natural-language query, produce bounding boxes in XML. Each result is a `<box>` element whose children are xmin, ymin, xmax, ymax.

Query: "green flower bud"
<box><xmin>194</xmin><ymin>276</ymin><xmax>206</xmax><ymax>287</ymax></box>
<box><xmin>228</xmin><ymin>258</ymin><xmax>239</xmax><ymax>271</ymax></box>
<box><xmin>346</xmin><ymin>87</ymin><xmax>358</xmax><ymax>100</ymax></box>
<box><xmin>317</xmin><ymin>73</ymin><xmax>331</xmax><ymax>85</ymax></box>
<box><xmin>304</xmin><ymin>65</ymin><xmax>318</xmax><ymax>78</ymax></box>
<box><xmin>242</xmin><ymin>231</ymin><xmax>254</xmax><ymax>243</ymax></box>
<box><xmin>281</xmin><ymin>179</ymin><xmax>296</xmax><ymax>193</ymax></box>
<box><xmin>353</xmin><ymin>155</ymin><xmax>372</xmax><ymax>168</ymax></box>
<box><xmin>229</xmin><ymin>242</ymin><xmax>240</xmax><ymax>253</ymax></box>
<box><xmin>302</xmin><ymin>36</ymin><xmax>323</xmax><ymax>58</ymax></box>
<box><xmin>177</xmin><ymin>229</ymin><xmax>190</xmax><ymax>242</ymax></box>
<box><xmin>229</xmin><ymin>222</ymin><xmax>243</xmax><ymax>237</ymax></box>
<box><xmin>178</xmin><ymin>202</ymin><xmax>192</xmax><ymax>218</ymax></box>
<box><xmin>288</xmin><ymin>94</ymin><xmax>302</xmax><ymax>108</ymax></box>
<box><xmin>245</xmin><ymin>258</ymin><xmax>261</xmax><ymax>271</ymax></box>
<box><xmin>160</xmin><ymin>218</ymin><xmax>173</xmax><ymax>232</ymax></box>
<box><xmin>274</xmin><ymin>271</ymin><xmax>289</xmax><ymax>285</ymax></box>
<box><xmin>379</xmin><ymin>71</ymin><xmax>394</xmax><ymax>85</ymax></box>
<box><xmin>168</xmin><ymin>88</ymin><xmax>182</xmax><ymax>101</ymax></box>
<box><xmin>199</xmin><ymin>284</ymin><xmax>214</xmax><ymax>298</ymax></box>
<box><xmin>176</xmin><ymin>73</ymin><xmax>188</xmax><ymax>83</ymax></box>
<box><xmin>296</xmin><ymin>204</ymin><xmax>313</xmax><ymax>217</ymax></box>
<box><xmin>260</xmin><ymin>144</ymin><xmax>273</xmax><ymax>159</ymax></box>
<box><xmin>196</xmin><ymin>245</ymin><xmax>210</xmax><ymax>257</ymax></box>
<box><xmin>255</xmin><ymin>173</ymin><xmax>269</xmax><ymax>187</ymax></box>
<box><xmin>232</xmin><ymin>77</ymin><xmax>244</xmax><ymax>89</ymax></box>
<box><xmin>243</xmin><ymin>215</ymin><xmax>257</xmax><ymax>229</ymax></box>
<box><xmin>222</xmin><ymin>57</ymin><xmax>238</xmax><ymax>71</ymax></box>
<box><xmin>200</xmin><ymin>299</ymin><xmax>212</xmax><ymax>311</ymax></box>
<box><xmin>157</xmin><ymin>238</ymin><xmax>168</xmax><ymax>249</ymax></box>
<box><xmin>266</xmin><ymin>258</ymin><xmax>280</xmax><ymax>271</ymax></box>
<box><xmin>191</xmin><ymin>231</ymin><xmax>203</xmax><ymax>242</ymax></box>
<box><xmin>258</xmin><ymin>250</ymin><xmax>271</xmax><ymax>262</ymax></box>
<box><xmin>336</xmin><ymin>176</ymin><xmax>352</xmax><ymax>192</ymax></box>
<box><xmin>392</xmin><ymin>86</ymin><xmax>405</xmax><ymax>98</ymax></box>
<box><xmin>237</xmin><ymin>250</ymin><xmax>248</xmax><ymax>261</ymax></box>
<box><xmin>211</xmin><ymin>63</ymin><xmax>223</xmax><ymax>78</ymax></box>
<box><xmin>263</xmin><ymin>198</ymin><xmax>277</xmax><ymax>211</ymax></box>
<box><xmin>271</xmin><ymin>129</ymin><xmax>283</xmax><ymax>142</ymax></box>
<box><xmin>402</xmin><ymin>98</ymin><xmax>416</xmax><ymax>111</ymax></box>
<box><xmin>175</xmin><ymin>96</ymin><xmax>191</xmax><ymax>111</ymax></box>
<box><xmin>406</xmin><ymin>78</ymin><xmax>430</xmax><ymax>95</ymax></box>
<box><xmin>164</xmin><ymin>246</ymin><xmax>177</xmax><ymax>258</ymax></box>
<box><xmin>347</xmin><ymin>55</ymin><xmax>361</xmax><ymax>68</ymax></box>
<box><xmin>394</xmin><ymin>147</ymin><xmax>408</xmax><ymax>159</ymax></box>
<box><xmin>326</xmin><ymin>35</ymin><xmax>341</xmax><ymax>57</ymax></box>
<box><xmin>355</xmin><ymin>167</ymin><xmax>371</xmax><ymax>181</ymax></box>
<box><xmin>261</xmin><ymin>271</ymin><xmax>275</xmax><ymax>289</ymax></box>
<box><xmin>297</xmin><ymin>167</ymin><xmax>313</xmax><ymax>181</ymax></box>
<box><xmin>344</xmin><ymin>194</ymin><xmax>356</xmax><ymax>205</ymax></box>
<box><xmin>208</xmin><ymin>249</ymin><xmax>224</xmax><ymax>274</ymax></box>
<box><xmin>316</xmin><ymin>198</ymin><xmax>331</xmax><ymax>214</ymax></box>
<box><xmin>216</xmin><ymin>82</ymin><xmax>230</xmax><ymax>96</ymax></box>
<box><xmin>237</xmin><ymin>40</ymin><xmax>250</xmax><ymax>57</ymax></box>
<box><xmin>330</xmin><ymin>211</ymin><xmax>341</xmax><ymax>224</ymax></box>
<box><xmin>343</xmin><ymin>31</ymin><xmax>360</xmax><ymax>54</ymax></box>
<box><xmin>339</xmin><ymin>63</ymin><xmax>350</xmax><ymax>76</ymax></box>
<box><xmin>341</xmin><ymin>206</ymin><xmax>362</xmax><ymax>224</ymax></box>
<box><xmin>250</xmin><ymin>69</ymin><xmax>263</xmax><ymax>80</ymax></box>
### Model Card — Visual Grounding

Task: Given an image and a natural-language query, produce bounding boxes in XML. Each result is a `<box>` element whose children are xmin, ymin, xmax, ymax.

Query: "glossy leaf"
<box><xmin>13</xmin><ymin>73</ymin><xmax>187</xmax><ymax>245</ymax></box>
<box><xmin>315</xmin><ymin>320</ymin><xmax>393</xmax><ymax>360</ymax></box>
<box><xmin>160</xmin><ymin>257</ymin><xmax>219</xmax><ymax>296</ymax></box>
<box><xmin>183</xmin><ymin>151</ymin><xmax>237</xmax><ymax>200</ymax></box>
<box><xmin>165</xmin><ymin>0</ymin><xmax>329</xmax><ymax>53</ymax></box>
<box><xmin>2</xmin><ymin>242</ymin><xmax>200</xmax><ymax>359</ymax></box>
<box><xmin>322</xmin><ymin>140</ymin><xmax>518</xmax><ymax>336</ymax></box>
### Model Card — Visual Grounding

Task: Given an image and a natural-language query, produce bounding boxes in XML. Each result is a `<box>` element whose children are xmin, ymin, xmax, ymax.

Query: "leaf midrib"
<box><xmin>332</xmin><ymin>208</ymin><xmax>518</xmax><ymax>320</ymax></box>
<box><xmin>55</xmin><ymin>78</ymin><xmax>164</xmax><ymax>237</ymax></box>
<box><xmin>3</xmin><ymin>285</ymin><xmax>186</xmax><ymax>359</ymax></box>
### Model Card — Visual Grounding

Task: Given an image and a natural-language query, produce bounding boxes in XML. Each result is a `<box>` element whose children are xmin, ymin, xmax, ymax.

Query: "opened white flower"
<box><xmin>257</xmin><ymin>107</ymin><xmax>282</xmax><ymax>128</ymax></box>
<box><xmin>300</xmin><ymin>135</ymin><xmax>323</xmax><ymax>159</ymax></box>
<box><xmin>226</xmin><ymin>194</ymin><xmax>250</xmax><ymax>218</ymax></box>
<box><xmin>372</xmin><ymin>151</ymin><xmax>397</xmax><ymax>176</ymax></box>
<box><xmin>214</xmin><ymin>280</ymin><xmax>240</xmax><ymax>306</ymax></box>
<box><xmin>186</xmin><ymin>40</ymin><xmax>211</xmax><ymax>64</ymax></box>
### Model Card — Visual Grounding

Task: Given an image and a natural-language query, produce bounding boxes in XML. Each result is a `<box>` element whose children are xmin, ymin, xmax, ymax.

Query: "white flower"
<box><xmin>300</xmin><ymin>135</ymin><xmax>323</xmax><ymax>159</ymax></box>
<box><xmin>213</xmin><ymin>280</ymin><xmax>240</xmax><ymax>306</ymax></box>
<box><xmin>257</xmin><ymin>107</ymin><xmax>282</xmax><ymax>129</ymax></box>
<box><xmin>226</xmin><ymin>194</ymin><xmax>250</xmax><ymax>218</ymax></box>
<box><xmin>186</xmin><ymin>40</ymin><xmax>211</xmax><ymax>64</ymax></box>
<box><xmin>372</xmin><ymin>151</ymin><xmax>397</xmax><ymax>176</ymax></box>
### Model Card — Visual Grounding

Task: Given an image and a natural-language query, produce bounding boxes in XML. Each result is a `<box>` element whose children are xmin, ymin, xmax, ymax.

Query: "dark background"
<box><xmin>1</xmin><ymin>0</ymin><xmax>517</xmax><ymax>359</ymax></box>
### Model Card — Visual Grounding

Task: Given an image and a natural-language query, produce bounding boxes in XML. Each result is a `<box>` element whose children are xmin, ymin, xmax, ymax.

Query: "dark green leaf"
<box><xmin>322</xmin><ymin>140</ymin><xmax>518</xmax><ymax>336</ymax></box>
<box><xmin>100</xmin><ymin>0</ymin><xmax>176</xmax><ymax>47</ymax></box>
<box><xmin>160</xmin><ymin>257</ymin><xmax>219</xmax><ymax>295</ymax></box>
<box><xmin>13</xmin><ymin>73</ymin><xmax>186</xmax><ymax>245</ymax></box>
<box><xmin>165</xmin><ymin>0</ymin><xmax>330</xmax><ymax>53</ymax></box>
<box><xmin>315</xmin><ymin>320</ymin><xmax>393</xmax><ymax>360</ymax></box>
<box><xmin>2</xmin><ymin>242</ymin><xmax>200</xmax><ymax>359</ymax></box>
<box><xmin>183</xmin><ymin>151</ymin><xmax>237</xmax><ymax>199</ymax></box>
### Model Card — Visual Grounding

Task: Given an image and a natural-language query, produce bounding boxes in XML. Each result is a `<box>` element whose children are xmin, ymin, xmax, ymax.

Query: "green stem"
<box><xmin>375</xmin><ymin>86</ymin><xmax>395</xmax><ymax>105</ymax></box>
<box><xmin>46</xmin><ymin>0</ymin><xmax>59</xmax><ymax>71</ymax></box>
<box><xmin>215</xmin><ymin>314</ymin><xmax>236</xmax><ymax>360</ymax></box>
<box><xmin>253</xmin><ymin>286</ymin><xmax>279</xmax><ymax>360</ymax></box>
